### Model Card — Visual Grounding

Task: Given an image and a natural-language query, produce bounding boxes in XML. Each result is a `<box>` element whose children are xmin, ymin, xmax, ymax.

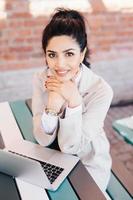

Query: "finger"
<box><xmin>45</xmin><ymin>80</ymin><xmax>59</xmax><ymax>88</ymax></box>
<box><xmin>47</xmin><ymin>86</ymin><xmax>60</xmax><ymax>93</ymax></box>
<box><xmin>46</xmin><ymin>82</ymin><xmax>60</xmax><ymax>88</ymax></box>
<box><xmin>47</xmin><ymin>76</ymin><xmax>57</xmax><ymax>80</ymax></box>
<box><xmin>47</xmin><ymin>84</ymin><xmax>59</xmax><ymax>89</ymax></box>
<box><xmin>46</xmin><ymin>79</ymin><xmax>60</xmax><ymax>85</ymax></box>
<box><xmin>47</xmin><ymin>76</ymin><xmax>61</xmax><ymax>83</ymax></box>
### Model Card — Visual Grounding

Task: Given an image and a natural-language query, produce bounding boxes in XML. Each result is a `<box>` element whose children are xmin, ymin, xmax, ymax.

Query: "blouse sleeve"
<box><xmin>41</xmin><ymin>111</ymin><xmax>58</xmax><ymax>134</ymax></box>
<box><xmin>32</xmin><ymin>72</ymin><xmax>58</xmax><ymax>146</ymax></box>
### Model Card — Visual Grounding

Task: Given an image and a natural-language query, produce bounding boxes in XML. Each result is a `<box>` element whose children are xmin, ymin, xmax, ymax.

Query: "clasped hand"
<box><xmin>45</xmin><ymin>76</ymin><xmax>82</xmax><ymax>112</ymax></box>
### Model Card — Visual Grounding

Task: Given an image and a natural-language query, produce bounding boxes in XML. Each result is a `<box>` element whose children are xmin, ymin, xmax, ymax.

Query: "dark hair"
<box><xmin>42</xmin><ymin>8</ymin><xmax>90</xmax><ymax>68</ymax></box>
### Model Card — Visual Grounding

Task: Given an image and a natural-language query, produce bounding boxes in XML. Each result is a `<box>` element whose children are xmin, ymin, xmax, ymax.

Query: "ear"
<box><xmin>80</xmin><ymin>47</ymin><xmax>87</xmax><ymax>63</ymax></box>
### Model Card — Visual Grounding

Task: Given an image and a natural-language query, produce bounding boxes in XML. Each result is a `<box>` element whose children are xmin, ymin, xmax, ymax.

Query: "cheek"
<box><xmin>70</xmin><ymin>59</ymin><xmax>80</xmax><ymax>70</ymax></box>
<box><xmin>70</xmin><ymin>66</ymin><xmax>79</xmax><ymax>76</ymax></box>
<box><xmin>46</xmin><ymin>58</ymin><xmax>55</xmax><ymax>69</ymax></box>
<box><xmin>69</xmin><ymin>57</ymin><xmax>81</xmax><ymax>72</ymax></box>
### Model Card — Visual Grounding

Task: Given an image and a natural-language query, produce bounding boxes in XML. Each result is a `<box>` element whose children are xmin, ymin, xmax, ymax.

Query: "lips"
<box><xmin>55</xmin><ymin>70</ymin><xmax>70</xmax><ymax>77</ymax></box>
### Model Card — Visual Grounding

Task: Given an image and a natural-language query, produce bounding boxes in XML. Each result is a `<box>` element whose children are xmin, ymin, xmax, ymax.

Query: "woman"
<box><xmin>32</xmin><ymin>8</ymin><xmax>113</xmax><ymax>197</ymax></box>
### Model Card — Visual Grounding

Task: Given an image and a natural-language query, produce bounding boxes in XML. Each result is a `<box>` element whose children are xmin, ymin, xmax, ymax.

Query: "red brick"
<box><xmin>10</xmin><ymin>12</ymin><xmax>31</xmax><ymax>18</ymax></box>
<box><xmin>8</xmin><ymin>20</ymin><xmax>25</xmax><ymax>28</ymax></box>
<box><xmin>0</xmin><ymin>21</ymin><xmax>7</xmax><ymax>29</ymax></box>
<box><xmin>9</xmin><ymin>46</ymin><xmax>33</xmax><ymax>53</ymax></box>
<box><xmin>1</xmin><ymin>53</ymin><xmax>15</xmax><ymax>61</ymax></box>
<box><xmin>25</xmin><ymin>37</ymin><xmax>41</xmax><ymax>44</ymax></box>
<box><xmin>14</xmin><ymin>38</ymin><xmax>26</xmax><ymax>43</ymax></box>
<box><xmin>0</xmin><ymin>40</ymin><xmax>8</xmax><ymax>46</ymax></box>
<box><xmin>17</xmin><ymin>29</ymin><xmax>33</xmax><ymax>37</ymax></box>
<box><xmin>24</xmin><ymin>20</ymin><xmax>38</xmax><ymax>27</ymax></box>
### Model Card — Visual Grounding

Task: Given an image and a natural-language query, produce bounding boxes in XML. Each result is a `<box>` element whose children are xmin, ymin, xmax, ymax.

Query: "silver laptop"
<box><xmin>0</xmin><ymin>137</ymin><xmax>79</xmax><ymax>191</ymax></box>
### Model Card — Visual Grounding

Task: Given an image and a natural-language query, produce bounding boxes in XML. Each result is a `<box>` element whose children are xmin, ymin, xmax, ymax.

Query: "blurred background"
<box><xmin>0</xmin><ymin>0</ymin><xmax>133</xmax><ymax>103</ymax></box>
<box><xmin>0</xmin><ymin>0</ymin><xmax>133</xmax><ymax>182</ymax></box>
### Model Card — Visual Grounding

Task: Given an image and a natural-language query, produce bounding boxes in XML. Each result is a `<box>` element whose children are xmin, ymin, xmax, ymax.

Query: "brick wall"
<box><xmin>0</xmin><ymin>0</ymin><xmax>48</xmax><ymax>70</ymax></box>
<box><xmin>86</xmin><ymin>12</ymin><xmax>133</xmax><ymax>61</ymax></box>
<box><xmin>0</xmin><ymin>0</ymin><xmax>133</xmax><ymax>103</ymax></box>
<box><xmin>0</xmin><ymin>0</ymin><xmax>133</xmax><ymax>71</ymax></box>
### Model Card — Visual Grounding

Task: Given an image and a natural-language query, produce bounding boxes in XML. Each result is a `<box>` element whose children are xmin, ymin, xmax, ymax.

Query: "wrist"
<box><xmin>68</xmin><ymin>95</ymin><xmax>82</xmax><ymax>108</ymax></box>
<box><xmin>46</xmin><ymin>104</ymin><xmax>61</xmax><ymax>113</ymax></box>
<box><xmin>45</xmin><ymin>107</ymin><xmax>60</xmax><ymax>116</ymax></box>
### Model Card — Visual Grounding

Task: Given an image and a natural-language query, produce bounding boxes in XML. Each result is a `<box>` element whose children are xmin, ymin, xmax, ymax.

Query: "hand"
<box><xmin>47</xmin><ymin>91</ymin><xmax>65</xmax><ymax>113</ymax></box>
<box><xmin>46</xmin><ymin>76</ymin><xmax>82</xmax><ymax>108</ymax></box>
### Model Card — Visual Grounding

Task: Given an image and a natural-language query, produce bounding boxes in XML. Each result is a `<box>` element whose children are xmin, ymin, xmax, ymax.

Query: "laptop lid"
<box><xmin>0</xmin><ymin>140</ymin><xmax>79</xmax><ymax>191</ymax></box>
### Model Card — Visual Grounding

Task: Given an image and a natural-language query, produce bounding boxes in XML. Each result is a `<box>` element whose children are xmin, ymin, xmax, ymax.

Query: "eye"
<box><xmin>47</xmin><ymin>53</ymin><xmax>56</xmax><ymax>58</ymax></box>
<box><xmin>66</xmin><ymin>52</ymin><xmax>74</xmax><ymax>57</ymax></box>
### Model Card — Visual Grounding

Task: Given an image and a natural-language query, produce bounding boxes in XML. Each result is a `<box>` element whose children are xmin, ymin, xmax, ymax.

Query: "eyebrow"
<box><xmin>46</xmin><ymin>48</ymin><xmax>76</xmax><ymax>53</ymax></box>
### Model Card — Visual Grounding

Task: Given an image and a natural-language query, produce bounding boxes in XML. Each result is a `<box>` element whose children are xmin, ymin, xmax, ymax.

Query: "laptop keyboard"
<box><xmin>9</xmin><ymin>151</ymin><xmax>64</xmax><ymax>184</ymax></box>
<box><xmin>40</xmin><ymin>161</ymin><xmax>64</xmax><ymax>184</ymax></box>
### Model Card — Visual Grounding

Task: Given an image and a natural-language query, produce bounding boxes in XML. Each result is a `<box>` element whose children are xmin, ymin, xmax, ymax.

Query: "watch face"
<box><xmin>0</xmin><ymin>132</ymin><xmax>5</xmax><ymax>149</ymax></box>
<box><xmin>45</xmin><ymin>108</ymin><xmax>58</xmax><ymax>116</ymax></box>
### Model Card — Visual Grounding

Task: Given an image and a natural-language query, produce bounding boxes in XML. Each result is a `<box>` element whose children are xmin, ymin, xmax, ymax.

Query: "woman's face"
<box><xmin>45</xmin><ymin>35</ymin><xmax>86</xmax><ymax>82</ymax></box>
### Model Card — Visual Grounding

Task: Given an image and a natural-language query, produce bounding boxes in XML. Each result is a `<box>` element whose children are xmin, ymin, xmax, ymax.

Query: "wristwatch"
<box><xmin>45</xmin><ymin>107</ymin><xmax>59</xmax><ymax>116</ymax></box>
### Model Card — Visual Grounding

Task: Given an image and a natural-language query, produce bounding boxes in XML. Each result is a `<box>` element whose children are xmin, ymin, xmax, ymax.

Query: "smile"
<box><xmin>55</xmin><ymin>70</ymin><xmax>70</xmax><ymax>76</ymax></box>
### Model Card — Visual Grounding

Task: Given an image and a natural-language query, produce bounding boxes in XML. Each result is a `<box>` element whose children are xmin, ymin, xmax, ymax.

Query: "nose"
<box><xmin>56</xmin><ymin>56</ymin><xmax>65</xmax><ymax>68</ymax></box>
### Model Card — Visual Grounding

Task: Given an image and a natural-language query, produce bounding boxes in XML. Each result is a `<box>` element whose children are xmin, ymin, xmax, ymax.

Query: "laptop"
<box><xmin>0</xmin><ymin>136</ymin><xmax>79</xmax><ymax>191</ymax></box>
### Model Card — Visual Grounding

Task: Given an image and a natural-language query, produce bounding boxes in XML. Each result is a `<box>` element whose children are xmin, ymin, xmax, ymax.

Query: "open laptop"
<box><xmin>0</xmin><ymin>135</ymin><xmax>79</xmax><ymax>191</ymax></box>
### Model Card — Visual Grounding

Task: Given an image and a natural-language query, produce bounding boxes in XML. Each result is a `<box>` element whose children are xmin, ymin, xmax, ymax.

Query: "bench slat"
<box><xmin>106</xmin><ymin>151</ymin><xmax>133</xmax><ymax>199</ymax></box>
<box><xmin>107</xmin><ymin>173</ymin><xmax>132</xmax><ymax>200</ymax></box>
<box><xmin>69</xmin><ymin>161</ymin><xmax>106</xmax><ymax>200</ymax></box>
<box><xmin>10</xmin><ymin>101</ymin><xmax>36</xmax><ymax>143</ymax></box>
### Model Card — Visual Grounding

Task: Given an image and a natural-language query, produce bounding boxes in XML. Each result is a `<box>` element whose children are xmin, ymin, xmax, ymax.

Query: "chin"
<box><xmin>56</xmin><ymin>75</ymin><xmax>72</xmax><ymax>82</ymax></box>
<box><xmin>57</xmin><ymin>77</ymin><xmax>69</xmax><ymax>82</ymax></box>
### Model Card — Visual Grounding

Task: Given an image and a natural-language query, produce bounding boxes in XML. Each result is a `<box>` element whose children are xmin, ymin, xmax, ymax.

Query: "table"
<box><xmin>0</xmin><ymin>100</ymin><xmax>106</xmax><ymax>200</ymax></box>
